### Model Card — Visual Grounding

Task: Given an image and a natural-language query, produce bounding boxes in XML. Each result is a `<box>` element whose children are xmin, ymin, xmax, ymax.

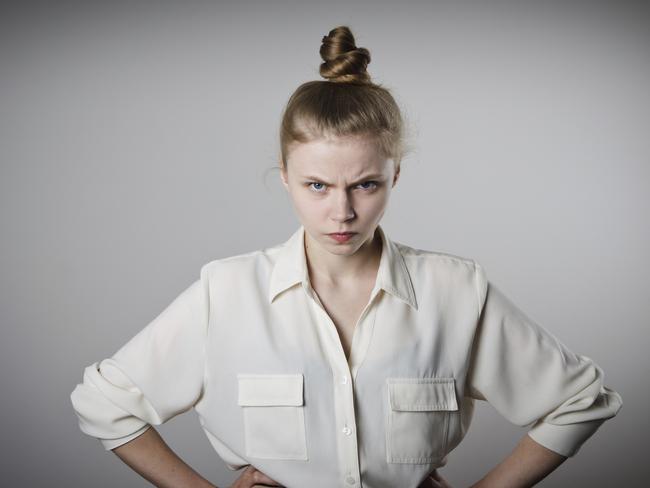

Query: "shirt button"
<box><xmin>345</xmin><ymin>475</ymin><xmax>356</xmax><ymax>484</ymax></box>
<box><xmin>342</xmin><ymin>426</ymin><xmax>352</xmax><ymax>435</ymax></box>
<box><xmin>341</xmin><ymin>376</ymin><xmax>348</xmax><ymax>384</ymax></box>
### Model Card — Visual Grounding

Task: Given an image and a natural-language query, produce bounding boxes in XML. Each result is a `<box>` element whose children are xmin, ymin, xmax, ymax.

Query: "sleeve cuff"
<box><xmin>526</xmin><ymin>417</ymin><xmax>607</xmax><ymax>458</ymax></box>
<box><xmin>100</xmin><ymin>424</ymin><xmax>152</xmax><ymax>451</ymax></box>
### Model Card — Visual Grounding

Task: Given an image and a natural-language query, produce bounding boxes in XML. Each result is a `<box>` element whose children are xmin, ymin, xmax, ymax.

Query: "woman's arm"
<box><xmin>112</xmin><ymin>426</ymin><xmax>217</xmax><ymax>488</ymax></box>
<box><xmin>467</xmin><ymin>268</ymin><xmax>623</xmax><ymax>459</ymax></box>
<box><xmin>112</xmin><ymin>428</ymin><xmax>285</xmax><ymax>488</ymax></box>
<box><xmin>469</xmin><ymin>433</ymin><xmax>567</xmax><ymax>488</ymax></box>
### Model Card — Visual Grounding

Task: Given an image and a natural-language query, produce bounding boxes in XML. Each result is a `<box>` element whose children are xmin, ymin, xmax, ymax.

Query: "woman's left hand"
<box><xmin>417</xmin><ymin>469</ymin><xmax>454</xmax><ymax>488</ymax></box>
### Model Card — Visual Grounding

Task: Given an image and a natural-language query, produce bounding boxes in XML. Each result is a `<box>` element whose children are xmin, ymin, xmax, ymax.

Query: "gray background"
<box><xmin>1</xmin><ymin>1</ymin><xmax>647</xmax><ymax>486</ymax></box>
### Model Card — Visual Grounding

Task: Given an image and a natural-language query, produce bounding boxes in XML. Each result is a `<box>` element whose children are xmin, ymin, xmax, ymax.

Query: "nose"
<box><xmin>330</xmin><ymin>189</ymin><xmax>355</xmax><ymax>222</ymax></box>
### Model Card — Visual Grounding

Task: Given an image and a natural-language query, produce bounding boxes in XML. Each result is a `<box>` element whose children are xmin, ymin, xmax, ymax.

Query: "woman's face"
<box><xmin>280</xmin><ymin>135</ymin><xmax>400</xmax><ymax>256</ymax></box>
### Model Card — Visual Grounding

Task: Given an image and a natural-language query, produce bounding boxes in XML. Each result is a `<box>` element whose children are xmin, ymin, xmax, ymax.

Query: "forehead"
<box><xmin>287</xmin><ymin>136</ymin><xmax>388</xmax><ymax>175</ymax></box>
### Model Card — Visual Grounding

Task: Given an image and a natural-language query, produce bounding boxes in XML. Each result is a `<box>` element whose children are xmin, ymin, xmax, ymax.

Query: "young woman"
<box><xmin>70</xmin><ymin>26</ymin><xmax>622</xmax><ymax>488</ymax></box>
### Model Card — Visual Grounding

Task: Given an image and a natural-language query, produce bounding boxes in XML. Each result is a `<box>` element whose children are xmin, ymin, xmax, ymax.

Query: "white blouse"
<box><xmin>70</xmin><ymin>224</ymin><xmax>622</xmax><ymax>488</ymax></box>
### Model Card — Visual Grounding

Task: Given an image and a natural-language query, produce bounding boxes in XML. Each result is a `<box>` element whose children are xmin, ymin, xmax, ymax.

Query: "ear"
<box><xmin>280</xmin><ymin>164</ymin><xmax>289</xmax><ymax>191</ymax></box>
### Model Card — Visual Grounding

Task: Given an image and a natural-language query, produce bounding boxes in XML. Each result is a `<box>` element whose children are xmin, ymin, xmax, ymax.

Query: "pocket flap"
<box><xmin>237</xmin><ymin>373</ymin><xmax>304</xmax><ymax>406</ymax></box>
<box><xmin>388</xmin><ymin>377</ymin><xmax>458</xmax><ymax>411</ymax></box>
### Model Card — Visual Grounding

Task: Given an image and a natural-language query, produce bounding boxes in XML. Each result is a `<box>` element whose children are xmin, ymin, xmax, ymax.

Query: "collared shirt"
<box><xmin>70</xmin><ymin>224</ymin><xmax>622</xmax><ymax>488</ymax></box>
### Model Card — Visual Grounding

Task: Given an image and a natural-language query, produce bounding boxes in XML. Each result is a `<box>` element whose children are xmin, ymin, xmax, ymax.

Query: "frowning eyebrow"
<box><xmin>301</xmin><ymin>173</ymin><xmax>385</xmax><ymax>186</ymax></box>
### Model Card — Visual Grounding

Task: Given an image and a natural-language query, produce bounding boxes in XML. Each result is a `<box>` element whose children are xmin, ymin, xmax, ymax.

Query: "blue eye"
<box><xmin>358</xmin><ymin>181</ymin><xmax>378</xmax><ymax>190</ymax></box>
<box><xmin>308</xmin><ymin>182</ymin><xmax>326</xmax><ymax>192</ymax></box>
<box><xmin>307</xmin><ymin>181</ymin><xmax>379</xmax><ymax>193</ymax></box>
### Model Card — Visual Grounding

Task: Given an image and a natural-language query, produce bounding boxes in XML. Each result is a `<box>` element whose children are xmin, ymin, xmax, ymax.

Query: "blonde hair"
<box><xmin>278</xmin><ymin>26</ymin><xmax>411</xmax><ymax>171</ymax></box>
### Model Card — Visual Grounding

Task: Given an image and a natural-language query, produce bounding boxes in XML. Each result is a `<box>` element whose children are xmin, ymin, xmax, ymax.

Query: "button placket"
<box><xmin>306</xmin><ymin>289</ymin><xmax>364</xmax><ymax>488</ymax></box>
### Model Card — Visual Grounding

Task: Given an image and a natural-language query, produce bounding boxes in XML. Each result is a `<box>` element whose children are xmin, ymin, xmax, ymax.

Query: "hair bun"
<box><xmin>319</xmin><ymin>26</ymin><xmax>372</xmax><ymax>84</ymax></box>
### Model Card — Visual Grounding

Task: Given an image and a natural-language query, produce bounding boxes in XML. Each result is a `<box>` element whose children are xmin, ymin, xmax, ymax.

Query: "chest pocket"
<box><xmin>237</xmin><ymin>373</ymin><xmax>308</xmax><ymax>460</ymax></box>
<box><xmin>386</xmin><ymin>377</ymin><xmax>458</xmax><ymax>464</ymax></box>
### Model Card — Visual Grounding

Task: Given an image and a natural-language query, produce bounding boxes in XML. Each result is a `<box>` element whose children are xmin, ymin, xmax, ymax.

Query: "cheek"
<box><xmin>365</xmin><ymin>194</ymin><xmax>391</xmax><ymax>219</ymax></box>
<box><xmin>291</xmin><ymin>193</ymin><xmax>324</xmax><ymax>214</ymax></box>
<box><xmin>362</xmin><ymin>190</ymin><xmax>390</xmax><ymax>207</ymax></box>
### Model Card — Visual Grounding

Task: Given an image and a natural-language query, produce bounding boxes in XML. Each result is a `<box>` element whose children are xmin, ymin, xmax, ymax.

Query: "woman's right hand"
<box><xmin>228</xmin><ymin>465</ymin><xmax>285</xmax><ymax>488</ymax></box>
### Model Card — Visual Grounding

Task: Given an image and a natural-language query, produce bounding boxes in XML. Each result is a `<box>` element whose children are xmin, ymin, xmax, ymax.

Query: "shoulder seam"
<box><xmin>472</xmin><ymin>259</ymin><xmax>482</xmax><ymax>322</ymax></box>
<box><xmin>397</xmin><ymin>244</ymin><xmax>475</xmax><ymax>266</ymax></box>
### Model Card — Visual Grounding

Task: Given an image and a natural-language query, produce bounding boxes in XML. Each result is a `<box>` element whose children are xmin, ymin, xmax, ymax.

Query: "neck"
<box><xmin>304</xmin><ymin>227</ymin><xmax>382</xmax><ymax>287</ymax></box>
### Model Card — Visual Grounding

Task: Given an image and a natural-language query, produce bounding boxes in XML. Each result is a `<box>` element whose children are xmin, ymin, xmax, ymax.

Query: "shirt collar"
<box><xmin>268</xmin><ymin>224</ymin><xmax>418</xmax><ymax>310</ymax></box>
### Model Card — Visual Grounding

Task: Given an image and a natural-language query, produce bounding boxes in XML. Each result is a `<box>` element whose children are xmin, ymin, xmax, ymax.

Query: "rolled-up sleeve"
<box><xmin>70</xmin><ymin>265</ymin><xmax>211</xmax><ymax>450</ymax></box>
<box><xmin>465</xmin><ymin>261</ymin><xmax>623</xmax><ymax>458</ymax></box>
